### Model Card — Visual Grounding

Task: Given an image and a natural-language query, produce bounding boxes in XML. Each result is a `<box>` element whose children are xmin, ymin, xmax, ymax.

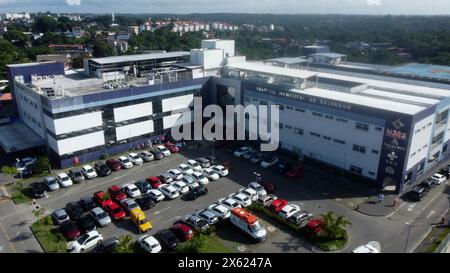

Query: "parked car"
<box><xmin>90</xmin><ymin>207</ymin><xmax>111</xmax><ymax>227</ymax></box>
<box><xmin>233</xmin><ymin>146</ymin><xmax>252</xmax><ymax>157</ymax></box>
<box><xmin>205</xmin><ymin>156</ymin><xmax>218</xmax><ymax>165</ymax></box>
<box><xmin>408</xmin><ymin>185</ymin><xmax>427</xmax><ymax>201</ymax></box>
<box><xmin>270</xmin><ymin>199</ymin><xmax>288</xmax><ymax>213</ymax></box>
<box><xmin>137</xmin><ymin>235</ymin><xmax>161</xmax><ymax>253</ymax></box>
<box><xmin>184</xmin><ymin>185</ymin><xmax>208</xmax><ymax>200</ymax></box>
<box><xmin>91</xmin><ymin>237</ymin><xmax>119</xmax><ymax>253</ymax></box>
<box><xmin>108</xmin><ymin>185</ymin><xmax>127</xmax><ymax>202</ymax></box>
<box><xmin>156</xmin><ymin>145</ymin><xmax>171</xmax><ymax>157</ymax></box>
<box><xmin>52</xmin><ymin>209</ymin><xmax>69</xmax><ymax>225</ymax></box>
<box><xmin>419</xmin><ymin>179</ymin><xmax>436</xmax><ymax>191</ymax></box>
<box><xmin>208</xmin><ymin>203</ymin><xmax>231</xmax><ymax>220</ymax></box>
<box><xmin>182</xmin><ymin>175</ymin><xmax>200</xmax><ymax>190</ymax></box>
<box><xmin>248</xmin><ymin>182</ymin><xmax>267</xmax><ymax>197</ymax></box>
<box><xmin>261</xmin><ymin>182</ymin><xmax>277</xmax><ymax>194</ymax></box>
<box><xmin>120</xmin><ymin>198</ymin><xmax>140</xmax><ymax>213</ymax></box>
<box><xmin>257</xmin><ymin>194</ymin><xmax>278</xmax><ymax>207</ymax></box>
<box><xmin>286</xmin><ymin>165</ymin><xmax>304</xmax><ymax>178</ymax></box>
<box><xmin>170</xmin><ymin>223</ymin><xmax>194</xmax><ymax>242</ymax></box>
<box><xmin>239</xmin><ymin>188</ymin><xmax>259</xmax><ymax>202</ymax></box>
<box><xmin>211</xmin><ymin>165</ymin><xmax>229</xmax><ymax>177</ymax></box>
<box><xmin>67</xmin><ymin>230</ymin><xmax>103</xmax><ymax>253</ymax></box>
<box><xmin>430</xmin><ymin>173</ymin><xmax>446</xmax><ymax>185</ymax></box>
<box><xmin>168</xmin><ymin>168</ymin><xmax>183</xmax><ymax>180</ymax></box>
<box><xmin>171</xmin><ymin>181</ymin><xmax>189</xmax><ymax>194</ymax></box>
<box><xmin>158</xmin><ymin>184</ymin><xmax>180</xmax><ymax>200</ymax></box>
<box><xmin>68</xmin><ymin>169</ymin><xmax>85</xmax><ymax>183</ymax></box>
<box><xmin>303</xmin><ymin>219</ymin><xmax>324</xmax><ymax>238</ymax></box>
<box><xmin>60</xmin><ymin>220</ymin><xmax>81</xmax><ymax>240</ymax></box>
<box><xmin>288</xmin><ymin>211</ymin><xmax>313</xmax><ymax>226</ymax></box>
<box><xmin>94</xmin><ymin>162</ymin><xmax>111</xmax><ymax>177</ymax></box>
<box><xmin>146</xmin><ymin>176</ymin><xmax>162</xmax><ymax>188</ymax></box>
<box><xmin>147</xmin><ymin>189</ymin><xmax>165</xmax><ymax>202</ymax></box>
<box><xmin>229</xmin><ymin>193</ymin><xmax>252</xmax><ymax>207</ymax></box>
<box><xmin>182</xmin><ymin>214</ymin><xmax>209</xmax><ymax>232</ymax></box>
<box><xmin>192</xmin><ymin>171</ymin><xmax>209</xmax><ymax>185</ymax></box>
<box><xmin>135</xmin><ymin>194</ymin><xmax>156</xmax><ymax>210</ymax></box>
<box><xmin>250</xmin><ymin>153</ymin><xmax>265</xmax><ymax>164</ymax></box>
<box><xmin>30</xmin><ymin>182</ymin><xmax>47</xmax><ymax>198</ymax></box>
<box><xmin>128</xmin><ymin>152</ymin><xmax>144</xmax><ymax>165</ymax></box>
<box><xmin>44</xmin><ymin>176</ymin><xmax>59</xmax><ymax>191</ymax></box>
<box><xmin>279</xmin><ymin>204</ymin><xmax>301</xmax><ymax>219</ymax></box>
<box><xmin>275</xmin><ymin>162</ymin><xmax>293</xmax><ymax>174</ymax></box>
<box><xmin>57</xmin><ymin>172</ymin><xmax>73</xmax><ymax>188</ymax></box>
<box><xmin>242</xmin><ymin>149</ymin><xmax>256</xmax><ymax>160</ymax></box>
<box><xmin>77</xmin><ymin>214</ymin><xmax>97</xmax><ymax>233</ymax></box>
<box><xmin>139</xmin><ymin>151</ymin><xmax>154</xmax><ymax>162</ymax></box>
<box><xmin>15</xmin><ymin>157</ymin><xmax>37</xmax><ymax>172</ymax></box>
<box><xmin>130</xmin><ymin>208</ymin><xmax>152</xmax><ymax>233</ymax></box>
<box><xmin>81</xmin><ymin>165</ymin><xmax>97</xmax><ymax>179</ymax></box>
<box><xmin>106</xmin><ymin>159</ymin><xmax>122</xmax><ymax>171</ymax></box>
<box><xmin>195</xmin><ymin>209</ymin><xmax>219</xmax><ymax>225</ymax></box>
<box><xmin>438</xmin><ymin>167</ymin><xmax>450</xmax><ymax>178</ymax></box>
<box><xmin>164</xmin><ymin>142</ymin><xmax>179</xmax><ymax>153</ymax></box>
<box><xmin>196</xmin><ymin>157</ymin><xmax>211</xmax><ymax>168</ymax></box>
<box><xmin>104</xmin><ymin>202</ymin><xmax>126</xmax><ymax>221</ymax></box>
<box><xmin>260</xmin><ymin>155</ymin><xmax>279</xmax><ymax>169</ymax></box>
<box><xmin>79</xmin><ymin>196</ymin><xmax>96</xmax><ymax>212</ymax></box>
<box><xmin>158</xmin><ymin>172</ymin><xmax>174</xmax><ymax>184</ymax></box>
<box><xmin>178</xmin><ymin>163</ymin><xmax>194</xmax><ymax>175</ymax></box>
<box><xmin>155</xmin><ymin>229</ymin><xmax>179</xmax><ymax>250</ymax></box>
<box><xmin>133</xmin><ymin>180</ymin><xmax>151</xmax><ymax>195</ymax></box>
<box><xmin>65</xmin><ymin>202</ymin><xmax>84</xmax><ymax>221</ymax></box>
<box><xmin>218</xmin><ymin>197</ymin><xmax>242</xmax><ymax>210</ymax></box>
<box><xmin>151</xmin><ymin>149</ymin><xmax>164</xmax><ymax>160</ymax></box>
<box><xmin>187</xmin><ymin>159</ymin><xmax>202</xmax><ymax>171</ymax></box>
<box><xmin>123</xmin><ymin>183</ymin><xmax>142</xmax><ymax>198</ymax></box>
<box><xmin>202</xmin><ymin>168</ymin><xmax>220</xmax><ymax>181</ymax></box>
<box><xmin>93</xmin><ymin>191</ymin><xmax>113</xmax><ymax>208</ymax></box>
<box><xmin>118</xmin><ymin>156</ymin><xmax>133</xmax><ymax>169</ymax></box>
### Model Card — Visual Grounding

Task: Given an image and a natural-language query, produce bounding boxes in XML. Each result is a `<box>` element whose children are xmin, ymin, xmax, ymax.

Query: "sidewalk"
<box><xmin>356</xmin><ymin>194</ymin><xmax>398</xmax><ymax>217</ymax></box>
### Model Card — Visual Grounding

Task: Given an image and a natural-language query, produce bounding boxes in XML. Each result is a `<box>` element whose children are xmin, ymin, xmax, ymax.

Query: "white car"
<box><xmin>122</xmin><ymin>183</ymin><xmax>141</xmax><ymax>198</ymax></box>
<box><xmin>178</xmin><ymin>163</ymin><xmax>194</xmax><ymax>175</ymax></box>
<box><xmin>90</xmin><ymin>207</ymin><xmax>111</xmax><ymax>227</ymax></box>
<box><xmin>81</xmin><ymin>165</ymin><xmax>97</xmax><ymax>179</ymax></box>
<box><xmin>278</xmin><ymin>204</ymin><xmax>301</xmax><ymax>219</ymax></box>
<box><xmin>208</xmin><ymin>203</ymin><xmax>231</xmax><ymax>220</ymax></box>
<box><xmin>218</xmin><ymin>197</ymin><xmax>242</xmax><ymax>210</ymax></box>
<box><xmin>170</xmin><ymin>181</ymin><xmax>189</xmax><ymax>194</ymax></box>
<box><xmin>158</xmin><ymin>184</ymin><xmax>180</xmax><ymax>199</ymax></box>
<box><xmin>233</xmin><ymin>146</ymin><xmax>252</xmax><ymax>157</ymax></box>
<box><xmin>139</xmin><ymin>151</ymin><xmax>154</xmax><ymax>162</ymax></box>
<box><xmin>156</xmin><ymin>145</ymin><xmax>171</xmax><ymax>157</ymax></box>
<box><xmin>147</xmin><ymin>189</ymin><xmax>165</xmax><ymax>202</ymax></box>
<box><xmin>120</xmin><ymin>198</ymin><xmax>140</xmax><ymax>213</ymax></box>
<box><xmin>195</xmin><ymin>209</ymin><xmax>219</xmax><ymax>225</ymax></box>
<box><xmin>128</xmin><ymin>153</ymin><xmax>143</xmax><ymax>165</ymax></box>
<box><xmin>187</xmin><ymin>159</ymin><xmax>202</xmax><ymax>171</ymax></box>
<box><xmin>168</xmin><ymin>168</ymin><xmax>183</xmax><ymax>180</ymax></box>
<box><xmin>248</xmin><ymin>182</ymin><xmax>267</xmax><ymax>197</ymax></box>
<box><xmin>211</xmin><ymin>165</ymin><xmax>229</xmax><ymax>177</ymax></box>
<box><xmin>66</xmin><ymin>230</ymin><xmax>103</xmax><ymax>253</ymax></box>
<box><xmin>239</xmin><ymin>188</ymin><xmax>259</xmax><ymax>202</ymax></box>
<box><xmin>15</xmin><ymin>157</ymin><xmax>37</xmax><ymax>172</ymax></box>
<box><xmin>118</xmin><ymin>156</ymin><xmax>133</xmax><ymax>169</ymax></box>
<box><xmin>352</xmin><ymin>241</ymin><xmax>381</xmax><ymax>253</ymax></box>
<box><xmin>229</xmin><ymin>193</ymin><xmax>252</xmax><ymax>207</ymax></box>
<box><xmin>137</xmin><ymin>235</ymin><xmax>161</xmax><ymax>253</ymax></box>
<box><xmin>192</xmin><ymin>171</ymin><xmax>209</xmax><ymax>185</ymax></box>
<box><xmin>431</xmin><ymin>173</ymin><xmax>446</xmax><ymax>185</ymax></box>
<box><xmin>57</xmin><ymin>173</ymin><xmax>73</xmax><ymax>188</ymax></box>
<box><xmin>182</xmin><ymin>175</ymin><xmax>200</xmax><ymax>190</ymax></box>
<box><xmin>201</xmin><ymin>168</ymin><xmax>220</xmax><ymax>181</ymax></box>
<box><xmin>260</xmin><ymin>156</ymin><xmax>279</xmax><ymax>168</ymax></box>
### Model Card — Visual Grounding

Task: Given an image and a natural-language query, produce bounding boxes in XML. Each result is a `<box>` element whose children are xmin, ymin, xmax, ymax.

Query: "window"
<box><xmin>278</xmin><ymin>104</ymin><xmax>284</xmax><ymax>110</ymax></box>
<box><xmin>312</xmin><ymin>112</ymin><xmax>323</xmax><ymax>117</ymax></box>
<box><xmin>372</xmin><ymin>150</ymin><xmax>379</xmax><ymax>154</ymax></box>
<box><xmin>353</xmin><ymin>144</ymin><xmax>366</xmax><ymax>154</ymax></box>
<box><xmin>375</xmin><ymin>127</ymin><xmax>382</xmax><ymax>131</ymax></box>
<box><xmin>244</xmin><ymin>96</ymin><xmax>251</xmax><ymax>102</ymax></box>
<box><xmin>325</xmin><ymin>115</ymin><xmax>333</xmax><ymax>120</ymax></box>
<box><xmin>294</xmin><ymin>128</ymin><xmax>303</xmax><ymax>135</ymax></box>
<box><xmin>285</xmin><ymin>125</ymin><xmax>292</xmax><ymax>129</ymax></box>
<box><xmin>295</xmin><ymin>108</ymin><xmax>305</xmax><ymax>113</ymax></box>
<box><xmin>368</xmin><ymin>171</ymin><xmax>375</xmax><ymax>176</ymax></box>
<box><xmin>310</xmin><ymin>132</ymin><xmax>321</xmax><ymax>138</ymax></box>
<box><xmin>333</xmin><ymin>139</ymin><xmax>345</xmax><ymax>145</ymax></box>
<box><xmin>286</xmin><ymin>106</ymin><xmax>294</xmax><ymax>110</ymax></box>
<box><xmin>427</xmin><ymin>122</ymin><xmax>432</xmax><ymax>127</ymax></box>
<box><xmin>336</xmin><ymin>118</ymin><xmax>348</xmax><ymax>123</ymax></box>
<box><xmin>355</xmin><ymin>122</ymin><xmax>369</xmax><ymax>131</ymax></box>
<box><xmin>259</xmin><ymin>100</ymin><xmax>268</xmax><ymax>105</ymax></box>
<box><xmin>350</xmin><ymin>165</ymin><xmax>362</xmax><ymax>175</ymax></box>
<box><xmin>415</xmin><ymin>129</ymin><xmax>421</xmax><ymax>134</ymax></box>
<box><xmin>323</xmin><ymin>136</ymin><xmax>331</xmax><ymax>140</ymax></box>
<box><xmin>251</xmin><ymin>98</ymin><xmax>258</xmax><ymax>102</ymax></box>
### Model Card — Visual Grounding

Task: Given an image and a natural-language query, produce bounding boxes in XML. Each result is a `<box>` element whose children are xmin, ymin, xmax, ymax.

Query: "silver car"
<box><xmin>195</xmin><ymin>209</ymin><xmax>219</xmax><ymax>225</ymax></box>
<box><xmin>51</xmin><ymin>209</ymin><xmax>69</xmax><ymax>225</ymax></box>
<box><xmin>44</xmin><ymin>176</ymin><xmax>59</xmax><ymax>191</ymax></box>
<box><xmin>90</xmin><ymin>207</ymin><xmax>111</xmax><ymax>227</ymax></box>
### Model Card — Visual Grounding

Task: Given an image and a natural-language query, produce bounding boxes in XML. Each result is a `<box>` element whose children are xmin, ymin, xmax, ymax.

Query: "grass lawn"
<box><xmin>10</xmin><ymin>184</ymin><xmax>33</xmax><ymax>205</ymax></box>
<box><xmin>425</xmin><ymin>227</ymin><xmax>450</xmax><ymax>253</ymax></box>
<box><xmin>31</xmin><ymin>216</ymin><xmax>67</xmax><ymax>253</ymax></box>
<box><xmin>202</xmin><ymin>234</ymin><xmax>232</xmax><ymax>253</ymax></box>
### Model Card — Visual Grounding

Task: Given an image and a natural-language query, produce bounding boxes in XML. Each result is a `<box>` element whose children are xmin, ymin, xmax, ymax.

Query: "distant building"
<box><xmin>303</xmin><ymin>45</ymin><xmax>330</xmax><ymax>55</ymax></box>
<box><xmin>308</xmin><ymin>53</ymin><xmax>347</xmax><ymax>66</ymax></box>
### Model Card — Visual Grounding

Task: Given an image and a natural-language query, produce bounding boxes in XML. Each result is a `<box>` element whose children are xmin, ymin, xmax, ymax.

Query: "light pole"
<box><xmin>254</xmin><ymin>172</ymin><xmax>261</xmax><ymax>183</ymax></box>
<box><xmin>211</xmin><ymin>139</ymin><xmax>216</xmax><ymax>161</ymax></box>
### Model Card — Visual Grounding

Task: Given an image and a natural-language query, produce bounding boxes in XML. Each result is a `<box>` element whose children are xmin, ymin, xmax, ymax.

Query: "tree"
<box><xmin>32</xmin><ymin>156</ymin><xmax>50</xmax><ymax>174</ymax></box>
<box><xmin>1</xmin><ymin>166</ymin><xmax>17</xmax><ymax>184</ymax></box>
<box><xmin>35</xmin><ymin>16</ymin><xmax>59</xmax><ymax>33</ymax></box>
<box><xmin>320</xmin><ymin>211</ymin><xmax>351</xmax><ymax>240</ymax></box>
<box><xmin>114</xmin><ymin>235</ymin><xmax>135</xmax><ymax>253</ymax></box>
<box><xmin>179</xmin><ymin>233</ymin><xmax>207</xmax><ymax>253</ymax></box>
<box><xmin>71</xmin><ymin>56</ymin><xmax>84</xmax><ymax>69</ymax></box>
<box><xmin>93</xmin><ymin>40</ymin><xmax>114</xmax><ymax>58</ymax></box>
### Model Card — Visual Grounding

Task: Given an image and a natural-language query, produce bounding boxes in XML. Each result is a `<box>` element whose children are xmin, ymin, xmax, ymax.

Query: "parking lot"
<box><xmin>1</xmin><ymin>141</ymin><xmax>449</xmax><ymax>253</ymax></box>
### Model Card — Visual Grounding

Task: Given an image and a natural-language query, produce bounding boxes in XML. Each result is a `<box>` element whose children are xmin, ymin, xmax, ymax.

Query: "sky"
<box><xmin>1</xmin><ymin>0</ymin><xmax>450</xmax><ymax>15</ymax></box>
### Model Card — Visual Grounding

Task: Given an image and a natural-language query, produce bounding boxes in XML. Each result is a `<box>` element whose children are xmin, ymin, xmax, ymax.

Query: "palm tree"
<box><xmin>114</xmin><ymin>235</ymin><xmax>135</xmax><ymax>253</ymax></box>
<box><xmin>320</xmin><ymin>211</ymin><xmax>351</xmax><ymax>240</ymax></box>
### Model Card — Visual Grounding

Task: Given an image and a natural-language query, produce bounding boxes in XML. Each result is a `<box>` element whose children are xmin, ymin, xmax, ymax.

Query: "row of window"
<box><xmin>350</xmin><ymin>165</ymin><xmax>376</xmax><ymax>177</ymax></box>
<box><xmin>414</xmin><ymin>122</ymin><xmax>433</xmax><ymax>134</ymax></box>
<box><xmin>19</xmin><ymin>93</ymin><xmax>39</xmax><ymax>110</ymax></box>
<box><xmin>23</xmin><ymin>110</ymin><xmax>42</xmax><ymax>128</ymax></box>
<box><xmin>409</xmin><ymin>144</ymin><xmax>429</xmax><ymax>158</ymax></box>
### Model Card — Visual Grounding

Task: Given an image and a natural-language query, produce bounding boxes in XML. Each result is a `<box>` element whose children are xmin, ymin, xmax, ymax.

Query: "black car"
<box><xmin>419</xmin><ymin>179</ymin><xmax>436</xmax><ymax>191</ymax></box>
<box><xmin>79</xmin><ymin>196</ymin><xmax>96</xmax><ymax>212</ymax></box>
<box><xmin>205</xmin><ymin>156</ymin><xmax>218</xmax><ymax>165</ymax></box>
<box><xmin>156</xmin><ymin>229</ymin><xmax>179</xmax><ymax>250</ymax></box>
<box><xmin>135</xmin><ymin>180</ymin><xmax>152</xmax><ymax>194</ymax></box>
<box><xmin>65</xmin><ymin>202</ymin><xmax>84</xmax><ymax>221</ymax></box>
<box><xmin>91</xmin><ymin>237</ymin><xmax>119</xmax><ymax>253</ymax></box>
<box><xmin>20</xmin><ymin>166</ymin><xmax>33</xmax><ymax>178</ymax></box>
<box><xmin>151</xmin><ymin>149</ymin><xmax>164</xmax><ymax>160</ymax></box>
<box><xmin>275</xmin><ymin>162</ymin><xmax>293</xmax><ymax>174</ymax></box>
<box><xmin>184</xmin><ymin>185</ymin><xmax>208</xmax><ymax>200</ymax></box>
<box><xmin>408</xmin><ymin>185</ymin><xmax>427</xmax><ymax>201</ymax></box>
<box><xmin>135</xmin><ymin>194</ymin><xmax>156</xmax><ymax>210</ymax></box>
<box><xmin>95</xmin><ymin>162</ymin><xmax>112</xmax><ymax>177</ymax></box>
<box><xmin>30</xmin><ymin>182</ymin><xmax>47</xmax><ymax>198</ymax></box>
<box><xmin>77</xmin><ymin>214</ymin><xmax>96</xmax><ymax>232</ymax></box>
<box><xmin>68</xmin><ymin>169</ymin><xmax>85</xmax><ymax>183</ymax></box>
<box><xmin>438</xmin><ymin>168</ymin><xmax>450</xmax><ymax>178</ymax></box>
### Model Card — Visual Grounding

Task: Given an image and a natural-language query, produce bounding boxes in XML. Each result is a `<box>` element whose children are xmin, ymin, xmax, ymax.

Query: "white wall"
<box><xmin>114</xmin><ymin>101</ymin><xmax>153</xmax><ymax>123</ymax></box>
<box><xmin>47</xmin><ymin>131</ymin><xmax>105</xmax><ymax>155</ymax></box>
<box><xmin>406</xmin><ymin>114</ymin><xmax>434</xmax><ymax>170</ymax></box>
<box><xmin>201</xmin><ymin>39</ymin><xmax>235</xmax><ymax>57</ymax></box>
<box><xmin>162</xmin><ymin>94</ymin><xmax>194</xmax><ymax>112</ymax></box>
<box><xmin>115</xmin><ymin>120</ymin><xmax>154</xmax><ymax>141</ymax></box>
<box><xmin>163</xmin><ymin>111</ymin><xmax>193</xmax><ymax>129</ymax></box>
<box><xmin>46</xmin><ymin>112</ymin><xmax>103</xmax><ymax>135</ymax></box>
<box><xmin>191</xmin><ymin>49</ymin><xmax>224</xmax><ymax>69</ymax></box>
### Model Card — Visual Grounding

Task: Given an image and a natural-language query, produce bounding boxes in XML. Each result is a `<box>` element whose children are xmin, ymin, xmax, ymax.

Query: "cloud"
<box><xmin>367</xmin><ymin>0</ymin><xmax>382</xmax><ymax>6</ymax></box>
<box><xmin>66</xmin><ymin>0</ymin><xmax>81</xmax><ymax>5</ymax></box>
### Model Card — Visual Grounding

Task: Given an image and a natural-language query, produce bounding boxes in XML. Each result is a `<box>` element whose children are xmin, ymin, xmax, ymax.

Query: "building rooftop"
<box><xmin>309</xmin><ymin>53</ymin><xmax>347</xmax><ymax>58</ymax></box>
<box><xmin>381</xmin><ymin>63</ymin><xmax>450</xmax><ymax>82</ymax></box>
<box><xmin>227</xmin><ymin>62</ymin><xmax>318</xmax><ymax>80</ymax></box>
<box><xmin>265</xmin><ymin>57</ymin><xmax>309</xmax><ymax>65</ymax></box>
<box><xmin>89</xmin><ymin>51</ymin><xmax>190</xmax><ymax>65</ymax></box>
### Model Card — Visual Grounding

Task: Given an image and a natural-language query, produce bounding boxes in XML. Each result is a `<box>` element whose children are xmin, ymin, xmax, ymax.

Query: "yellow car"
<box><xmin>130</xmin><ymin>208</ymin><xmax>152</xmax><ymax>233</ymax></box>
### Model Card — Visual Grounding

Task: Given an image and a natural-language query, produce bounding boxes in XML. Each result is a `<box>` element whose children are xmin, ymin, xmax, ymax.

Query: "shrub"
<box><xmin>33</xmin><ymin>156</ymin><xmax>50</xmax><ymax>174</ymax></box>
<box><xmin>100</xmin><ymin>154</ymin><xmax>110</xmax><ymax>160</ymax></box>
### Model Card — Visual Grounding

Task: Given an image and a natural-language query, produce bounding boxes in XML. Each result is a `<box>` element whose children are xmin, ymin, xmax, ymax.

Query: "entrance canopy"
<box><xmin>0</xmin><ymin>122</ymin><xmax>45</xmax><ymax>153</ymax></box>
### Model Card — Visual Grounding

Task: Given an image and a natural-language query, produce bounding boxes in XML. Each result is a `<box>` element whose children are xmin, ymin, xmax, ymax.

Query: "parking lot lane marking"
<box><xmin>0</xmin><ymin>222</ymin><xmax>16</xmax><ymax>253</ymax></box>
<box><xmin>0</xmin><ymin>245</ymin><xmax>3</xmax><ymax>252</ymax></box>
<box><xmin>407</xmin><ymin>204</ymin><xmax>416</xmax><ymax>212</ymax></box>
<box><xmin>426</xmin><ymin>210</ymin><xmax>436</xmax><ymax>219</ymax></box>
<box><xmin>153</xmin><ymin>205</ymin><xmax>172</xmax><ymax>215</ymax></box>
<box><xmin>237</xmin><ymin>245</ymin><xmax>246</xmax><ymax>252</ymax></box>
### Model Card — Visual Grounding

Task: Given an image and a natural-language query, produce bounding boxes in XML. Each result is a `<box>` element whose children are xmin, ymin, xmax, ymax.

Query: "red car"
<box><xmin>106</xmin><ymin>159</ymin><xmax>122</xmax><ymax>171</ymax></box>
<box><xmin>286</xmin><ymin>165</ymin><xmax>303</xmax><ymax>178</ymax></box>
<box><xmin>170</xmin><ymin>223</ymin><xmax>194</xmax><ymax>242</ymax></box>
<box><xmin>270</xmin><ymin>199</ymin><xmax>288</xmax><ymax>213</ymax></box>
<box><xmin>60</xmin><ymin>221</ymin><xmax>80</xmax><ymax>240</ymax></box>
<box><xmin>146</xmin><ymin>176</ymin><xmax>162</xmax><ymax>188</ymax></box>
<box><xmin>93</xmin><ymin>191</ymin><xmax>113</xmax><ymax>208</ymax></box>
<box><xmin>105</xmin><ymin>202</ymin><xmax>126</xmax><ymax>221</ymax></box>
<box><xmin>164</xmin><ymin>142</ymin><xmax>179</xmax><ymax>153</ymax></box>
<box><xmin>108</xmin><ymin>185</ymin><xmax>126</xmax><ymax>202</ymax></box>
<box><xmin>261</xmin><ymin>182</ymin><xmax>276</xmax><ymax>194</ymax></box>
<box><xmin>304</xmin><ymin>219</ymin><xmax>324</xmax><ymax>237</ymax></box>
